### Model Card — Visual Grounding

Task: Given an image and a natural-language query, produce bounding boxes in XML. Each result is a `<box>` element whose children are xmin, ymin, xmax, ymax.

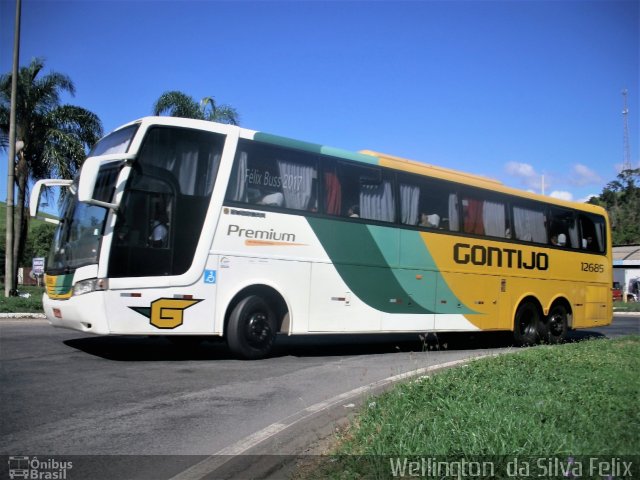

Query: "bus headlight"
<box><xmin>73</xmin><ymin>278</ymin><xmax>109</xmax><ymax>296</ymax></box>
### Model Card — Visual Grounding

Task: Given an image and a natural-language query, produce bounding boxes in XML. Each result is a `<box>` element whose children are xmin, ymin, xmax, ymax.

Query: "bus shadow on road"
<box><xmin>63</xmin><ymin>332</ymin><xmax>506</xmax><ymax>361</ymax></box>
<box><xmin>273</xmin><ymin>332</ymin><xmax>513</xmax><ymax>357</ymax></box>
<box><xmin>63</xmin><ymin>329</ymin><xmax>607</xmax><ymax>361</ymax></box>
<box><xmin>63</xmin><ymin>335</ymin><xmax>236</xmax><ymax>361</ymax></box>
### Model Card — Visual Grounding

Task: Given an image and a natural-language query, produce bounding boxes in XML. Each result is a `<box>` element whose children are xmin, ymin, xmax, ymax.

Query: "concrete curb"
<box><xmin>0</xmin><ymin>312</ymin><xmax>47</xmax><ymax>319</ymax></box>
<box><xmin>168</xmin><ymin>355</ymin><xmax>500</xmax><ymax>480</ymax></box>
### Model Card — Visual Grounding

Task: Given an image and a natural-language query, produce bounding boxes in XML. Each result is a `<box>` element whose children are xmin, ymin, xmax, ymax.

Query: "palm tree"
<box><xmin>0</xmin><ymin>57</ymin><xmax>103</xmax><ymax>286</ymax></box>
<box><xmin>153</xmin><ymin>90</ymin><xmax>240</xmax><ymax>125</ymax></box>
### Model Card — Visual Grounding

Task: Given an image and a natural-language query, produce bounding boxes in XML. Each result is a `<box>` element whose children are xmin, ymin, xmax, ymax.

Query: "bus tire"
<box><xmin>227</xmin><ymin>295</ymin><xmax>276</xmax><ymax>359</ymax></box>
<box><xmin>541</xmin><ymin>304</ymin><xmax>568</xmax><ymax>344</ymax></box>
<box><xmin>513</xmin><ymin>301</ymin><xmax>541</xmax><ymax>346</ymax></box>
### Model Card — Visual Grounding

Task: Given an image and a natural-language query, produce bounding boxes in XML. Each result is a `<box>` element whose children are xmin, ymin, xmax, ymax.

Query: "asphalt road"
<box><xmin>0</xmin><ymin>316</ymin><xmax>637</xmax><ymax>479</ymax></box>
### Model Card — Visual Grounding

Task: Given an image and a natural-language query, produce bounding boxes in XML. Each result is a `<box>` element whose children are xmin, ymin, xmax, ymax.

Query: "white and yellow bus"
<box><xmin>31</xmin><ymin>117</ymin><xmax>612</xmax><ymax>358</ymax></box>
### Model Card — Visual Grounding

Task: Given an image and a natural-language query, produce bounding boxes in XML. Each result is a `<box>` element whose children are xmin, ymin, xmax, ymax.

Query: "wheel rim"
<box><xmin>548</xmin><ymin>311</ymin><xmax>565</xmax><ymax>336</ymax></box>
<box><xmin>519</xmin><ymin>307</ymin><xmax>537</xmax><ymax>336</ymax></box>
<box><xmin>244</xmin><ymin>311</ymin><xmax>272</xmax><ymax>348</ymax></box>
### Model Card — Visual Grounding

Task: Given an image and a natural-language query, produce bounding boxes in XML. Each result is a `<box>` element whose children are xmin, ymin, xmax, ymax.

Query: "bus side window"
<box><xmin>398</xmin><ymin>175</ymin><xmax>456</xmax><ymax>231</ymax></box>
<box><xmin>459</xmin><ymin>192</ymin><xmax>508</xmax><ymax>239</ymax></box>
<box><xmin>578</xmin><ymin>214</ymin><xmax>605</xmax><ymax>253</ymax></box>
<box><xmin>226</xmin><ymin>141</ymin><xmax>318</xmax><ymax>212</ymax></box>
<box><xmin>513</xmin><ymin>205</ymin><xmax>547</xmax><ymax>244</ymax></box>
<box><xmin>548</xmin><ymin>207</ymin><xmax>578</xmax><ymax>248</ymax></box>
<box><xmin>323</xmin><ymin>164</ymin><xmax>342</xmax><ymax>215</ymax></box>
<box><xmin>338</xmin><ymin>163</ymin><xmax>395</xmax><ymax>222</ymax></box>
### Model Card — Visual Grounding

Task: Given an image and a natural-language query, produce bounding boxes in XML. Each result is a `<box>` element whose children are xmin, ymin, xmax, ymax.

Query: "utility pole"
<box><xmin>622</xmin><ymin>89</ymin><xmax>632</xmax><ymax>172</ymax></box>
<box><xmin>5</xmin><ymin>0</ymin><xmax>21</xmax><ymax>297</ymax></box>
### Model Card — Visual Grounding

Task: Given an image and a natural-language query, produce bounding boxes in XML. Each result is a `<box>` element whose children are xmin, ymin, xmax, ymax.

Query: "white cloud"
<box><xmin>549</xmin><ymin>190</ymin><xmax>573</xmax><ymax>201</ymax></box>
<box><xmin>570</xmin><ymin>164</ymin><xmax>602</xmax><ymax>187</ymax></box>
<box><xmin>505</xmin><ymin>161</ymin><xmax>544</xmax><ymax>190</ymax></box>
<box><xmin>576</xmin><ymin>193</ymin><xmax>598</xmax><ymax>203</ymax></box>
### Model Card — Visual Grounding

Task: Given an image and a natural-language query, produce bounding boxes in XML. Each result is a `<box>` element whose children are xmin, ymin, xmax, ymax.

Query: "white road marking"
<box><xmin>169</xmin><ymin>355</ymin><xmax>495</xmax><ymax>480</ymax></box>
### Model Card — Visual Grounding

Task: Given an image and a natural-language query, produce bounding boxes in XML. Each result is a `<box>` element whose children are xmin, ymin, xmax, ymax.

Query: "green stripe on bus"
<box><xmin>306</xmin><ymin>217</ymin><xmax>433</xmax><ymax>314</ymax></box>
<box><xmin>254</xmin><ymin>132</ymin><xmax>379</xmax><ymax>165</ymax></box>
<box><xmin>45</xmin><ymin>273</ymin><xmax>73</xmax><ymax>297</ymax></box>
<box><xmin>367</xmin><ymin>226</ymin><xmax>476</xmax><ymax>314</ymax></box>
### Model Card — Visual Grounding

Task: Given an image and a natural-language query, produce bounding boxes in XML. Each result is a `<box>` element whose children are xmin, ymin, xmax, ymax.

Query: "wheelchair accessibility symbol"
<box><xmin>204</xmin><ymin>270</ymin><xmax>217</xmax><ymax>284</ymax></box>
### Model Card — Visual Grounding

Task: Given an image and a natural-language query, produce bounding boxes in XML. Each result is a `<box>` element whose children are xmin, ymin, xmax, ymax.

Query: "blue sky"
<box><xmin>1</xmin><ymin>0</ymin><xmax>638</xmax><ymax>203</ymax></box>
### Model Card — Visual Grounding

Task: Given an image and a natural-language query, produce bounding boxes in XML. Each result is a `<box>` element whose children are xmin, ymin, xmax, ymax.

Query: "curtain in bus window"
<box><xmin>448</xmin><ymin>194</ymin><xmax>460</xmax><ymax>231</ymax></box>
<box><xmin>277</xmin><ymin>160</ymin><xmax>314</xmax><ymax>210</ymax></box>
<box><xmin>400</xmin><ymin>184</ymin><xmax>420</xmax><ymax>225</ymax></box>
<box><xmin>360</xmin><ymin>181</ymin><xmax>395</xmax><ymax>222</ymax></box>
<box><xmin>594</xmin><ymin>220</ymin><xmax>604</xmax><ymax>252</ymax></box>
<box><xmin>463</xmin><ymin>198</ymin><xmax>484</xmax><ymax>235</ymax></box>
<box><xmin>227</xmin><ymin>152</ymin><xmax>248</xmax><ymax>202</ymax></box>
<box><xmin>513</xmin><ymin>207</ymin><xmax>547</xmax><ymax>243</ymax></box>
<box><xmin>203</xmin><ymin>153</ymin><xmax>221</xmax><ymax>196</ymax></box>
<box><xmin>568</xmin><ymin>220</ymin><xmax>579</xmax><ymax>249</ymax></box>
<box><xmin>324</xmin><ymin>170</ymin><xmax>341</xmax><ymax>215</ymax></box>
<box><xmin>483</xmin><ymin>201</ymin><xmax>506</xmax><ymax>238</ymax></box>
<box><xmin>177</xmin><ymin>149</ymin><xmax>198</xmax><ymax>194</ymax></box>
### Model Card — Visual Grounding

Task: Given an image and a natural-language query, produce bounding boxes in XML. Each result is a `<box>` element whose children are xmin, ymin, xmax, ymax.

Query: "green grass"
<box><xmin>614</xmin><ymin>300</ymin><xmax>640</xmax><ymax>312</ymax></box>
<box><xmin>305</xmin><ymin>337</ymin><xmax>640</xmax><ymax>478</ymax></box>
<box><xmin>0</xmin><ymin>284</ymin><xmax>45</xmax><ymax>313</ymax></box>
<box><xmin>0</xmin><ymin>201</ymin><xmax>59</xmax><ymax>241</ymax></box>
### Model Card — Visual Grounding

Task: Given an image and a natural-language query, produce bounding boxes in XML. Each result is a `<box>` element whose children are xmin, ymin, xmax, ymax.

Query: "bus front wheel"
<box><xmin>227</xmin><ymin>295</ymin><xmax>277</xmax><ymax>359</ymax></box>
<box><xmin>541</xmin><ymin>304</ymin><xmax>568</xmax><ymax>344</ymax></box>
<box><xmin>513</xmin><ymin>301</ymin><xmax>541</xmax><ymax>346</ymax></box>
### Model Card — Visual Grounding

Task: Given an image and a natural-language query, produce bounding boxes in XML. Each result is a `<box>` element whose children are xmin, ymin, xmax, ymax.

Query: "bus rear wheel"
<box><xmin>513</xmin><ymin>301</ymin><xmax>541</xmax><ymax>346</ymax></box>
<box><xmin>227</xmin><ymin>295</ymin><xmax>276</xmax><ymax>360</ymax></box>
<box><xmin>541</xmin><ymin>304</ymin><xmax>568</xmax><ymax>344</ymax></box>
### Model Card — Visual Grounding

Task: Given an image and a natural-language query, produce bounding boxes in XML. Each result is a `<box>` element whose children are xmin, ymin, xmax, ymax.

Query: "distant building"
<box><xmin>613</xmin><ymin>245</ymin><xmax>640</xmax><ymax>301</ymax></box>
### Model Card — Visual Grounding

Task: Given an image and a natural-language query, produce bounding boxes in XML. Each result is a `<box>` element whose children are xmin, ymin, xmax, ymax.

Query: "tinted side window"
<box><xmin>398</xmin><ymin>175</ymin><xmax>458</xmax><ymax>231</ymax></box>
<box><xmin>512</xmin><ymin>204</ymin><xmax>547</xmax><ymax>244</ymax></box>
<box><xmin>460</xmin><ymin>191</ymin><xmax>508</xmax><ymax>238</ymax></box>
<box><xmin>548</xmin><ymin>207</ymin><xmax>578</xmax><ymax>248</ymax></box>
<box><xmin>110</xmin><ymin>127</ymin><xmax>225</xmax><ymax>277</ymax></box>
<box><xmin>578</xmin><ymin>213</ymin><xmax>606</xmax><ymax>253</ymax></box>
<box><xmin>226</xmin><ymin>140</ymin><xmax>318</xmax><ymax>211</ymax></box>
<box><xmin>338</xmin><ymin>163</ymin><xmax>395</xmax><ymax>222</ymax></box>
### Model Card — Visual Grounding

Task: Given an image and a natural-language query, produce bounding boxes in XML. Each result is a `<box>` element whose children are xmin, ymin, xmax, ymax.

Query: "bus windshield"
<box><xmin>48</xmin><ymin>194</ymin><xmax>108</xmax><ymax>272</ymax></box>
<box><xmin>89</xmin><ymin>124</ymin><xmax>139</xmax><ymax>156</ymax></box>
<box><xmin>47</xmin><ymin>164</ymin><xmax>121</xmax><ymax>273</ymax></box>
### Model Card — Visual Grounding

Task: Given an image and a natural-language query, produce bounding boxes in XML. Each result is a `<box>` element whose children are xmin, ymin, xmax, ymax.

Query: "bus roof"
<box><xmin>360</xmin><ymin>149</ymin><xmax>503</xmax><ymax>188</ymax></box>
<box><xmin>360</xmin><ymin>149</ymin><xmax>607</xmax><ymax>217</ymax></box>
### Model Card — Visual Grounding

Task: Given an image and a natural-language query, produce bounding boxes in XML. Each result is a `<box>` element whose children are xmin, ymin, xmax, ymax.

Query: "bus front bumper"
<box><xmin>42</xmin><ymin>291</ymin><xmax>110</xmax><ymax>335</ymax></box>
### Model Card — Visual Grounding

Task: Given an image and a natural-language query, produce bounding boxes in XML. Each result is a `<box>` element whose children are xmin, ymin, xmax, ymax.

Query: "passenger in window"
<box><xmin>149</xmin><ymin>212</ymin><xmax>169</xmax><ymax>248</ymax></box>
<box><xmin>583</xmin><ymin>236</ymin><xmax>594</xmax><ymax>250</ymax></box>
<box><xmin>348</xmin><ymin>205</ymin><xmax>360</xmax><ymax>217</ymax></box>
<box><xmin>419</xmin><ymin>213</ymin><xmax>440</xmax><ymax>228</ymax></box>
<box><xmin>557</xmin><ymin>233</ymin><xmax>567</xmax><ymax>247</ymax></box>
<box><xmin>550</xmin><ymin>235</ymin><xmax>559</xmax><ymax>246</ymax></box>
<box><xmin>258</xmin><ymin>192</ymin><xmax>284</xmax><ymax>207</ymax></box>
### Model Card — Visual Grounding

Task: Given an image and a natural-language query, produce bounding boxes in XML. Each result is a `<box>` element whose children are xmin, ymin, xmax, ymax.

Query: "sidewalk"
<box><xmin>0</xmin><ymin>312</ymin><xmax>47</xmax><ymax>319</ymax></box>
<box><xmin>612</xmin><ymin>309</ymin><xmax>640</xmax><ymax>316</ymax></box>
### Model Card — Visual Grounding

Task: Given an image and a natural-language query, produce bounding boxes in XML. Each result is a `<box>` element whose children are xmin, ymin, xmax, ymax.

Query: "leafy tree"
<box><xmin>0</xmin><ymin>58</ymin><xmax>103</xmax><ymax>281</ymax></box>
<box><xmin>153</xmin><ymin>91</ymin><xmax>239</xmax><ymax>125</ymax></box>
<box><xmin>589</xmin><ymin>168</ymin><xmax>640</xmax><ymax>245</ymax></box>
<box><xmin>23</xmin><ymin>222</ymin><xmax>56</xmax><ymax>261</ymax></box>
